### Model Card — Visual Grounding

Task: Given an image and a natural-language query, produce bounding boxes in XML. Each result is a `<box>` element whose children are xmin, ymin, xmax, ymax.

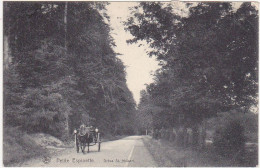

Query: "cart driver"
<box><xmin>89</xmin><ymin>126</ymin><xmax>97</xmax><ymax>142</ymax></box>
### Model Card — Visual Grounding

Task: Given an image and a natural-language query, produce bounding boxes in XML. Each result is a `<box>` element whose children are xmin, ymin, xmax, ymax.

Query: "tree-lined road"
<box><xmin>19</xmin><ymin>136</ymin><xmax>157</xmax><ymax>167</ymax></box>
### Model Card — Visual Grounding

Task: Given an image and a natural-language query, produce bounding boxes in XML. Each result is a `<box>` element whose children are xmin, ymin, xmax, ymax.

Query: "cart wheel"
<box><xmin>97</xmin><ymin>133</ymin><xmax>101</xmax><ymax>152</ymax></box>
<box><xmin>74</xmin><ymin>131</ymin><xmax>79</xmax><ymax>153</ymax></box>
<box><xmin>76</xmin><ymin>144</ymin><xmax>79</xmax><ymax>153</ymax></box>
<box><xmin>98</xmin><ymin>142</ymin><xmax>101</xmax><ymax>152</ymax></box>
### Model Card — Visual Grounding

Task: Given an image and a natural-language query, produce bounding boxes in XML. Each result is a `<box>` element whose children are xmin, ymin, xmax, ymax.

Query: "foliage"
<box><xmin>207</xmin><ymin>110</ymin><xmax>258</xmax><ymax>142</ymax></box>
<box><xmin>126</xmin><ymin>2</ymin><xmax>258</xmax><ymax>136</ymax></box>
<box><xmin>213</xmin><ymin>119</ymin><xmax>246</xmax><ymax>160</ymax></box>
<box><xmin>3</xmin><ymin>2</ymin><xmax>136</xmax><ymax>139</ymax></box>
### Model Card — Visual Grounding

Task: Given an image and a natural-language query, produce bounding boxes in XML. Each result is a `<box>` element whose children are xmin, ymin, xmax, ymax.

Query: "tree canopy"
<box><xmin>125</xmin><ymin>2</ymin><xmax>258</xmax><ymax>129</ymax></box>
<box><xmin>4</xmin><ymin>2</ymin><xmax>136</xmax><ymax>138</ymax></box>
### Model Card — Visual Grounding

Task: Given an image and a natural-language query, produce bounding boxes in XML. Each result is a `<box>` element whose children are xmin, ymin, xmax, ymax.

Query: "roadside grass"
<box><xmin>4</xmin><ymin>128</ymin><xmax>128</xmax><ymax>167</ymax></box>
<box><xmin>3</xmin><ymin>127</ymin><xmax>49</xmax><ymax>166</ymax></box>
<box><xmin>142</xmin><ymin>136</ymin><xmax>258</xmax><ymax>167</ymax></box>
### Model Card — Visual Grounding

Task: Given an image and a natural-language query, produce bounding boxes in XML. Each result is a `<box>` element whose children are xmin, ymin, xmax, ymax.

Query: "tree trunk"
<box><xmin>113</xmin><ymin>124</ymin><xmax>118</xmax><ymax>135</ymax></box>
<box><xmin>200</xmin><ymin>119</ymin><xmax>207</xmax><ymax>149</ymax></box>
<box><xmin>192</xmin><ymin>123</ymin><xmax>199</xmax><ymax>149</ymax></box>
<box><xmin>3</xmin><ymin>3</ymin><xmax>11</xmax><ymax>70</ymax></box>
<box><xmin>64</xmin><ymin>112</ymin><xmax>70</xmax><ymax>139</ymax></box>
<box><xmin>177</xmin><ymin>126</ymin><xmax>186</xmax><ymax>147</ymax></box>
<box><xmin>64</xmin><ymin>2</ymin><xmax>68</xmax><ymax>50</ymax></box>
<box><xmin>4</xmin><ymin>35</ymin><xmax>11</xmax><ymax>70</ymax></box>
<box><xmin>183</xmin><ymin>126</ymin><xmax>188</xmax><ymax>148</ymax></box>
<box><xmin>61</xmin><ymin>101</ymin><xmax>69</xmax><ymax>140</ymax></box>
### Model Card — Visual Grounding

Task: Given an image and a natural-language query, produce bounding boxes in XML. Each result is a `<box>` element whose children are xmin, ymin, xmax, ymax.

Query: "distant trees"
<box><xmin>4</xmin><ymin>2</ymin><xmax>136</xmax><ymax>139</ymax></box>
<box><xmin>126</xmin><ymin>2</ymin><xmax>258</xmax><ymax>147</ymax></box>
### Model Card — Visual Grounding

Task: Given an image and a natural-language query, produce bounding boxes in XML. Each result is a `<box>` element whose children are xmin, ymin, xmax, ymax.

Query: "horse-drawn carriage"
<box><xmin>74</xmin><ymin>125</ymin><xmax>101</xmax><ymax>154</ymax></box>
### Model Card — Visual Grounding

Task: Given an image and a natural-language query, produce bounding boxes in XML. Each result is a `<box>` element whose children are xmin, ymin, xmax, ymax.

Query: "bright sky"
<box><xmin>106</xmin><ymin>2</ymin><xmax>160</xmax><ymax>104</ymax></box>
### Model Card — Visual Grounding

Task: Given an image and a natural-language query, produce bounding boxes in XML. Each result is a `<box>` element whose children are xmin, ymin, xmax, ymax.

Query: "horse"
<box><xmin>74</xmin><ymin>125</ymin><xmax>96</xmax><ymax>154</ymax></box>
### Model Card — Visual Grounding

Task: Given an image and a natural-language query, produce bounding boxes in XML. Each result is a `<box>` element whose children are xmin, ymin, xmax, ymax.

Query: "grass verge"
<box><xmin>142</xmin><ymin>136</ymin><xmax>258</xmax><ymax>167</ymax></box>
<box><xmin>3</xmin><ymin>127</ymin><xmax>49</xmax><ymax>166</ymax></box>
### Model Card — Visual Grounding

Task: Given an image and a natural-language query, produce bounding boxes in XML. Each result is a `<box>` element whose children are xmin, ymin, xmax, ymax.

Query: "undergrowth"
<box><xmin>3</xmin><ymin>127</ymin><xmax>49</xmax><ymax>166</ymax></box>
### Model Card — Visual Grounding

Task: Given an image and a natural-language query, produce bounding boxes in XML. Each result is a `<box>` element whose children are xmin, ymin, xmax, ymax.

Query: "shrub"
<box><xmin>213</xmin><ymin>119</ymin><xmax>246</xmax><ymax>160</ymax></box>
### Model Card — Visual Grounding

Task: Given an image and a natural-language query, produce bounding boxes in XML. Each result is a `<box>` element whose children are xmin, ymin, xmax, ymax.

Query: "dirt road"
<box><xmin>18</xmin><ymin>136</ymin><xmax>157</xmax><ymax>167</ymax></box>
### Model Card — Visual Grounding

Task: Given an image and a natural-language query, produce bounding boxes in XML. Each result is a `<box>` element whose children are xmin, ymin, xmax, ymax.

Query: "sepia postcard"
<box><xmin>2</xmin><ymin>1</ymin><xmax>258</xmax><ymax>167</ymax></box>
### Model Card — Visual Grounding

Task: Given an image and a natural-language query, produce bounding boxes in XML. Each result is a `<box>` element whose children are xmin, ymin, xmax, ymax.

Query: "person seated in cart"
<box><xmin>74</xmin><ymin>124</ymin><xmax>88</xmax><ymax>136</ymax></box>
<box><xmin>89</xmin><ymin>126</ymin><xmax>99</xmax><ymax>142</ymax></box>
